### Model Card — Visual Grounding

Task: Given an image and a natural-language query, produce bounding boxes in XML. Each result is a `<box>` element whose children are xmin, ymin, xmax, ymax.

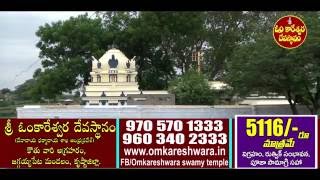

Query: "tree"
<box><xmin>226</xmin><ymin>34</ymin><xmax>303</xmax><ymax>114</ymax></box>
<box><xmin>203</xmin><ymin>11</ymin><xmax>286</xmax><ymax>80</ymax></box>
<box><xmin>33</xmin><ymin>68</ymin><xmax>42</xmax><ymax>78</ymax></box>
<box><xmin>168</xmin><ymin>70</ymin><xmax>215</xmax><ymax>105</ymax></box>
<box><xmin>121</xmin><ymin>11</ymin><xmax>176</xmax><ymax>90</ymax></box>
<box><xmin>154</xmin><ymin>12</ymin><xmax>206</xmax><ymax>74</ymax></box>
<box><xmin>13</xmin><ymin>68</ymin><xmax>42</xmax><ymax>101</ymax></box>
<box><xmin>1</xmin><ymin>88</ymin><xmax>11</xmax><ymax>94</ymax></box>
<box><xmin>97</xmin><ymin>11</ymin><xmax>207</xmax><ymax>90</ymax></box>
<box><xmin>226</xmin><ymin>12</ymin><xmax>320</xmax><ymax>114</ymax></box>
<box><xmin>14</xmin><ymin>79</ymin><xmax>36</xmax><ymax>100</ymax></box>
<box><xmin>288</xmin><ymin>12</ymin><xmax>320</xmax><ymax>114</ymax></box>
<box><xmin>29</xmin><ymin>63</ymin><xmax>80</xmax><ymax>101</ymax></box>
<box><xmin>36</xmin><ymin>14</ymin><xmax>109</xmax><ymax>95</ymax></box>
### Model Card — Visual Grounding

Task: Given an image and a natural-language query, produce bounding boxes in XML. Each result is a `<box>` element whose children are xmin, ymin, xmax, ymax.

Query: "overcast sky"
<box><xmin>0</xmin><ymin>11</ymin><xmax>95</xmax><ymax>90</ymax></box>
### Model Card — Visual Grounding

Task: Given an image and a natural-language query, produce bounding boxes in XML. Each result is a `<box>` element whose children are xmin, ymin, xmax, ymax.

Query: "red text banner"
<box><xmin>0</xmin><ymin>119</ymin><xmax>116</xmax><ymax>168</ymax></box>
<box><xmin>120</xmin><ymin>119</ymin><xmax>230</xmax><ymax>168</ymax></box>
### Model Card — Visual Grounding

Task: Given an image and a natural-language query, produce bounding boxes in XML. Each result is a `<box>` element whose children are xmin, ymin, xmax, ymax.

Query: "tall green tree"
<box><xmin>168</xmin><ymin>70</ymin><xmax>215</xmax><ymax>105</ymax></box>
<box><xmin>36</xmin><ymin>14</ymin><xmax>108</xmax><ymax>92</ymax></box>
<box><xmin>289</xmin><ymin>12</ymin><xmax>320</xmax><ymax>114</ymax></box>
<box><xmin>204</xmin><ymin>11</ymin><xmax>285</xmax><ymax>80</ymax></box>
<box><xmin>97</xmin><ymin>11</ymin><xmax>207</xmax><ymax>90</ymax></box>
<box><xmin>226</xmin><ymin>12</ymin><xmax>320</xmax><ymax>114</ymax></box>
<box><xmin>29</xmin><ymin>64</ymin><xmax>80</xmax><ymax>101</ymax></box>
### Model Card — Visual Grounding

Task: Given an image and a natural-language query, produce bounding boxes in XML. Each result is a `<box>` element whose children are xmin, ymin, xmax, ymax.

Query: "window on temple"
<box><xmin>109</xmin><ymin>74</ymin><xmax>117</xmax><ymax>82</ymax></box>
<box><xmin>97</xmin><ymin>75</ymin><xmax>101</xmax><ymax>83</ymax></box>
<box><xmin>192</xmin><ymin>52</ymin><xmax>195</xmax><ymax>61</ymax></box>
<box><xmin>192</xmin><ymin>51</ymin><xmax>198</xmax><ymax>61</ymax></box>
<box><xmin>126</xmin><ymin>74</ymin><xmax>131</xmax><ymax>82</ymax></box>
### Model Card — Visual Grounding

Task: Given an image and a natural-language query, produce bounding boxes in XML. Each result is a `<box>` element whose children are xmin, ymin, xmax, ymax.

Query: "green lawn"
<box><xmin>0</xmin><ymin>105</ymin><xmax>17</xmax><ymax>118</ymax></box>
<box><xmin>0</xmin><ymin>99</ymin><xmax>80</xmax><ymax>118</ymax></box>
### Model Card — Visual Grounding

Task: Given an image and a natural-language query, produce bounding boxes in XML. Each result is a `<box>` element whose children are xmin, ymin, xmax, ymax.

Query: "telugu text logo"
<box><xmin>273</xmin><ymin>15</ymin><xmax>307</xmax><ymax>49</ymax></box>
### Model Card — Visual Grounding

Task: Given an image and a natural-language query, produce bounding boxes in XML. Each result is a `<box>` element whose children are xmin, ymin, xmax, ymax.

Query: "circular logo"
<box><xmin>273</xmin><ymin>15</ymin><xmax>307</xmax><ymax>49</ymax></box>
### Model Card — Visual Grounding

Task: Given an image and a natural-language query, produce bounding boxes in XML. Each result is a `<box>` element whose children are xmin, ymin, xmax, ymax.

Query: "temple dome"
<box><xmin>92</xmin><ymin>48</ymin><xmax>135</xmax><ymax>71</ymax></box>
<box><xmin>83</xmin><ymin>47</ymin><xmax>171</xmax><ymax>106</ymax></box>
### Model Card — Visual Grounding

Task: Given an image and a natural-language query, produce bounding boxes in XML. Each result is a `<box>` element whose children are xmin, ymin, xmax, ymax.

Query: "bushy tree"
<box><xmin>169</xmin><ymin>70</ymin><xmax>215</xmax><ymax>105</ymax></box>
<box><xmin>226</xmin><ymin>12</ymin><xmax>320</xmax><ymax>114</ymax></box>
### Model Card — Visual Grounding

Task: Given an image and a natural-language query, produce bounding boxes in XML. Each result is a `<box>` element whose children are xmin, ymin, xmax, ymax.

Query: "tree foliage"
<box><xmin>35</xmin><ymin>14</ymin><xmax>108</xmax><ymax>97</ymax></box>
<box><xmin>102</xmin><ymin>12</ymin><xmax>207</xmax><ymax>90</ymax></box>
<box><xmin>168</xmin><ymin>70</ymin><xmax>215</xmax><ymax>105</ymax></box>
<box><xmin>14</xmin><ymin>79</ymin><xmax>36</xmax><ymax>100</ymax></box>
<box><xmin>203</xmin><ymin>11</ymin><xmax>285</xmax><ymax>80</ymax></box>
<box><xmin>226</xmin><ymin>12</ymin><xmax>320</xmax><ymax>114</ymax></box>
<box><xmin>17</xmin><ymin>11</ymin><xmax>320</xmax><ymax>110</ymax></box>
<box><xmin>0</xmin><ymin>88</ymin><xmax>11</xmax><ymax>94</ymax></box>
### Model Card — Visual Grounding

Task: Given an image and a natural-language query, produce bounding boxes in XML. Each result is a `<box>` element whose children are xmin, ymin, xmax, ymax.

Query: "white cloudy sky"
<box><xmin>0</xmin><ymin>11</ymin><xmax>95</xmax><ymax>90</ymax></box>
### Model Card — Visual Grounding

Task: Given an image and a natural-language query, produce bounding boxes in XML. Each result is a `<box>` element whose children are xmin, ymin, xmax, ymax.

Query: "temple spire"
<box><xmin>108</xmin><ymin>43</ymin><xmax>118</xmax><ymax>50</ymax></box>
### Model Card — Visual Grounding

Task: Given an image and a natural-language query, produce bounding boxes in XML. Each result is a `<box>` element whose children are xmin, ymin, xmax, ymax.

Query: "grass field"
<box><xmin>0</xmin><ymin>105</ymin><xmax>16</xmax><ymax>118</ymax></box>
<box><xmin>0</xmin><ymin>99</ymin><xmax>81</xmax><ymax>118</ymax></box>
<box><xmin>0</xmin><ymin>100</ymin><xmax>32</xmax><ymax>118</ymax></box>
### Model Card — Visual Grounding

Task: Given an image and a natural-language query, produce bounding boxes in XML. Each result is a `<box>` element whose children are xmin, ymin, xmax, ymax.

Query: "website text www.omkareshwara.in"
<box><xmin>121</xmin><ymin>145</ymin><xmax>229</xmax><ymax>168</ymax></box>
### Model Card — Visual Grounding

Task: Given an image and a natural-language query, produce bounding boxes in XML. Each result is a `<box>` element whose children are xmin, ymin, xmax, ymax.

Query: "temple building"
<box><xmin>81</xmin><ymin>48</ymin><xmax>174</xmax><ymax>106</ymax></box>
